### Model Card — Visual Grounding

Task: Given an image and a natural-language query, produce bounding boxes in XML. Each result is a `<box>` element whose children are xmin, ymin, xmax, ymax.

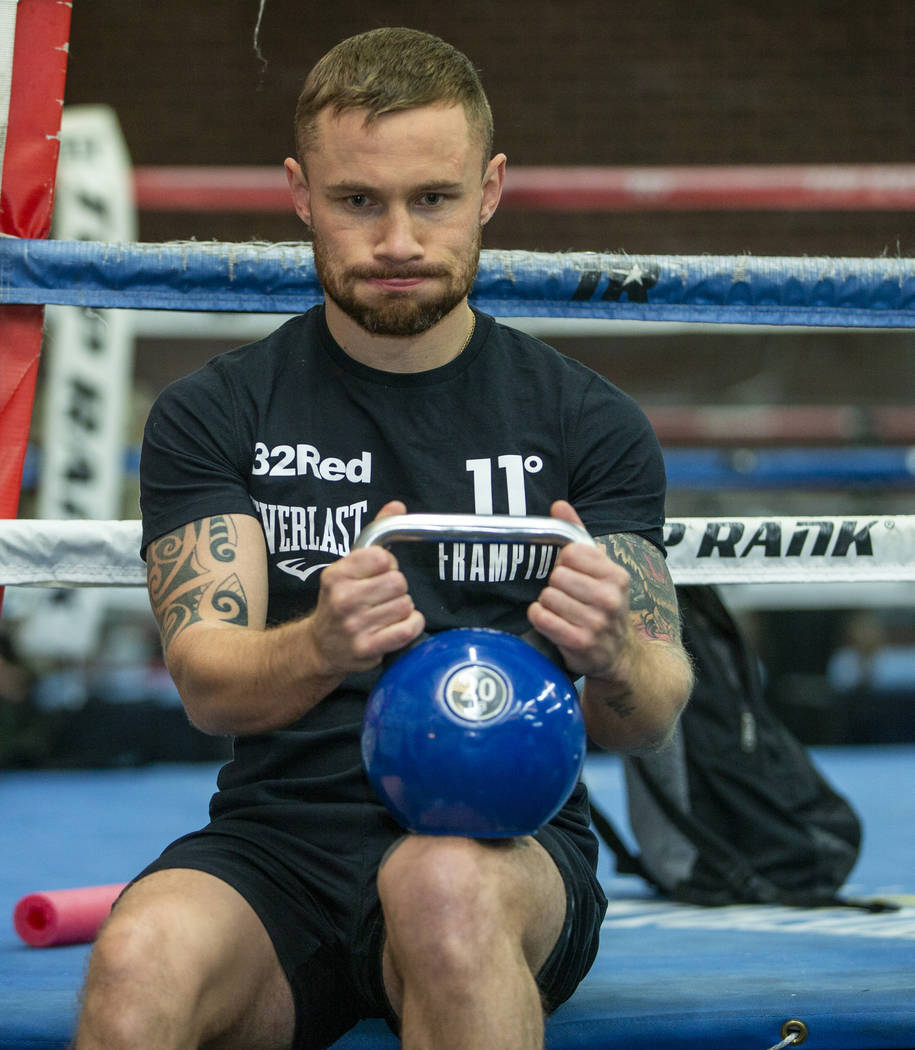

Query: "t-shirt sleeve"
<box><xmin>568</xmin><ymin>375</ymin><xmax>667</xmax><ymax>552</ymax></box>
<box><xmin>139</xmin><ymin>365</ymin><xmax>257</xmax><ymax>559</ymax></box>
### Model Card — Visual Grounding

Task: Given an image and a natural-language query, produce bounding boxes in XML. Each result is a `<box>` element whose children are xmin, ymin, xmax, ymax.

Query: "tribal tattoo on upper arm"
<box><xmin>147</xmin><ymin>516</ymin><xmax>249</xmax><ymax>649</ymax></box>
<box><xmin>595</xmin><ymin>532</ymin><xmax>682</xmax><ymax>644</ymax></box>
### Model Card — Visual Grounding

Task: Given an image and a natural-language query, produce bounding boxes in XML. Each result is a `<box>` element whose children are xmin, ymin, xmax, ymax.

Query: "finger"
<box><xmin>549</xmin><ymin>499</ymin><xmax>585</xmax><ymax>528</ymax></box>
<box><xmin>377</xmin><ymin>608</ymin><xmax>426</xmax><ymax>650</ymax></box>
<box><xmin>547</xmin><ymin>561</ymin><xmax>628</xmax><ymax>610</ymax></box>
<box><xmin>344</xmin><ymin>590</ymin><xmax>417</xmax><ymax>634</ymax></box>
<box><xmin>548</xmin><ymin>501</ymin><xmax>621</xmax><ymax>579</ymax></box>
<box><xmin>374</xmin><ymin>500</ymin><xmax>407</xmax><ymax>520</ymax></box>
<box><xmin>353</xmin><ymin>609</ymin><xmax>427</xmax><ymax>665</ymax></box>
<box><xmin>553</xmin><ymin>541</ymin><xmax>622</xmax><ymax>580</ymax></box>
<box><xmin>536</xmin><ymin>581</ymin><xmax>620</xmax><ymax>635</ymax></box>
<box><xmin>526</xmin><ymin>600</ymin><xmax>593</xmax><ymax>654</ymax></box>
<box><xmin>326</xmin><ymin>546</ymin><xmax>398</xmax><ymax>583</ymax></box>
<box><xmin>324</xmin><ymin>565</ymin><xmax>411</xmax><ymax>619</ymax></box>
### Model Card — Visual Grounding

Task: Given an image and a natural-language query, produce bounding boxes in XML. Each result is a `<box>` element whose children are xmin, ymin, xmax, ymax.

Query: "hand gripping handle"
<box><xmin>353</xmin><ymin>513</ymin><xmax>596</xmax><ymax>551</ymax></box>
<box><xmin>353</xmin><ymin>513</ymin><xmax>595</xmax><ymax>675</ymax></box>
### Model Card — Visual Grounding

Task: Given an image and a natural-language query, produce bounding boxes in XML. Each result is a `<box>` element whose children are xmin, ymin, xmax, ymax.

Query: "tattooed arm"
<box><xmin>527</xmin><ymin>500</ymin><xmax>693</xmax><ymax>753</ymax></box>
<box><xmin>146</xmin><ymin>506</ymin><xmax>424</xmax><ymax>735</ymax></box>
<box><xmin>147</xmin><ymin>515</ymin><xmax>264</xmax><ymax>650</ymax></box>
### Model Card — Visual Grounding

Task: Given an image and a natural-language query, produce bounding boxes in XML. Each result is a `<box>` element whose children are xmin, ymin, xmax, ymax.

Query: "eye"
<box><xmin>347</xmin><ymin>193</ymin><xmax>370</xmax><ymax>208</ymax></box>
<box><xmin>418</xmin><ymin>191</ymin><xmax>446</xmax><ymax>207</ymax></box>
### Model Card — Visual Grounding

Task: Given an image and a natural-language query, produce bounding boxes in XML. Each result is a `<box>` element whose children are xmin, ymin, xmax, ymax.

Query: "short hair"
<box><xmin>294</xmin><ymin>27</ymin><xmax>494</xmax><ymax>171</ymax></box>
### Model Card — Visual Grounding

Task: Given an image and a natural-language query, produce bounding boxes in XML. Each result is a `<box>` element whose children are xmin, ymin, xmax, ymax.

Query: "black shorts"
<box><xmin>134</xmin><ymin>813</ymin><xmax>607</xmax><ymax>1050</ymax></box>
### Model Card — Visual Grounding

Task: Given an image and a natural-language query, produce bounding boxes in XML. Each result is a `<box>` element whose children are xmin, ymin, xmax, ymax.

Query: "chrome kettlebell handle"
<box><xmin>353</xmin><ymin>513</ymin><xmax>596</xmax><ymax>551</ymax></box>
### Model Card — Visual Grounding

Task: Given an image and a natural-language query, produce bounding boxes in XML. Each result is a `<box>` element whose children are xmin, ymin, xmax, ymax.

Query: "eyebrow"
<box><xmin>324</xmin><ymin>180</ymin><xmax>466</xmax><ymax>196</ymax></box>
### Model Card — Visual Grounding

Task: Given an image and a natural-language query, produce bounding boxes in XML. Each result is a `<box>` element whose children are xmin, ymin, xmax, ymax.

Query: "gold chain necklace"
<box><xmin>459</xmin><ymin>313</ymin><xmax>476</xmax><ymax>354</ymax></box>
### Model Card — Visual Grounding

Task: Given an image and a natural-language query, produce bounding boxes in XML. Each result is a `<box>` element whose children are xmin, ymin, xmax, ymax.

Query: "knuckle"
<box><xmin>351</xmin><ymin>635</ymin><xmax>380</xmax><ymax>662</ymax></box>
<box><xmin>324</xmin><ymin>584</ymin><xmax>355</xmax><ymax>619</ymax></box>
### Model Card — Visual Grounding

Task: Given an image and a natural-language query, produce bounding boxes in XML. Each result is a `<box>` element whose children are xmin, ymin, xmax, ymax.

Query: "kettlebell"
<box><xmin>356</xmin><ymin>514</ymin><xmax>592</xmax><ymax>838</ymax></box>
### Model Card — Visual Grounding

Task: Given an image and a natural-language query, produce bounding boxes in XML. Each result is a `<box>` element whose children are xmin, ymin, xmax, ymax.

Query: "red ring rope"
<box><xmin>132</xmin><ymin>163</ymin><xmax>915</xmax><ymax>212</ymax></box>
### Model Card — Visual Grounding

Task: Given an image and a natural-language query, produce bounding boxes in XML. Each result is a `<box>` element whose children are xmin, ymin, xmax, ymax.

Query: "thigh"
<box><xmin>128</xmin><ymin>828</ymin><xmax>387</xmax><ymax>1050</ymax></box>
<box><xmin>91</xmin><ymin>868</ymin><xmax>295</xmax><ymax>1050</ymax></box>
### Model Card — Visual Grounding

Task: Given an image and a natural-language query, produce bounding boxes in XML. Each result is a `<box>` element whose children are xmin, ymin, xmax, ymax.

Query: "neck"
<box><xmin>325</xmin><ymin>301</ymin><xmax>476</xmax><ymax>373</ymax></box>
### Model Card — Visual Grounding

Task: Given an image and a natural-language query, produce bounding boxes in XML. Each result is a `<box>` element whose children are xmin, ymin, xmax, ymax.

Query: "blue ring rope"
<box><xmin>2</xmin><ymin>238</ymin><xmax>914</xmax><ymax>327</ymax></box>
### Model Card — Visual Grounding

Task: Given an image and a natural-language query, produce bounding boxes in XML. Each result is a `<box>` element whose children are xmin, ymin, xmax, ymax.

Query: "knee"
<box><xmin>87</xmin><ymin>911</ymin><xmax>154</xmax><ymax>990</ymax></box>
<box><xmin>78</xmin><ymin>908</ymin><xmax>192</xmax><ymax>1044</ymax></box>
<box><xmin>378</xmin><ymin>837</ymin><xmax>514</xmax><ymax>971</ymax></box>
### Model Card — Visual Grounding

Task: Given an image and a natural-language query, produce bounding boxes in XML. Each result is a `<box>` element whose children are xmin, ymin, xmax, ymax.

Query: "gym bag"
<box><xmin>591</xmin><ymin>584</ymin><xmax>890</xmax><ymax>910</ymax></box>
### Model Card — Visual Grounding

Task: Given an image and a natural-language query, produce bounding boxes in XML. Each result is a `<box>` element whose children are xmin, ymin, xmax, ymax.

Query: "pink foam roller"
<box><xmin>13</xmin><ymin>883</ymin><xmax>127</xmax><ymax>947</ymax></box>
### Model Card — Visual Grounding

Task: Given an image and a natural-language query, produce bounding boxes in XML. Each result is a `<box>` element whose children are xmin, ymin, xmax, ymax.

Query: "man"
<box><xmin>75</xmin><ymin>27</ymin><xmax>692</xmax><ymax>1050</ymax></box>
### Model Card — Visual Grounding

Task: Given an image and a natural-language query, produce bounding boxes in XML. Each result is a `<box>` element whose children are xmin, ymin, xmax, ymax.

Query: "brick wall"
<box><xmin>63</xmin><ymin>0</ymin><xmax>914</xmax><ymax>254</ymax></box>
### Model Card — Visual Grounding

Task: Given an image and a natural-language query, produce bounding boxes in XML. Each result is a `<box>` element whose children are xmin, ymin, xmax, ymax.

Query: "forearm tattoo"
<box><xmin>147</xmin><ymin>517</ymin><xmax>248</xmax><ymax>648</ymax></box>
<box><xmin>590</xmin><ymin>533</ymin><xmax>683</xmax><ymax>720</ymax></box>
<box><xmin>596</xmin><ymin>532</ymin><xmax>682</xmax><ymax>644</ymax></box>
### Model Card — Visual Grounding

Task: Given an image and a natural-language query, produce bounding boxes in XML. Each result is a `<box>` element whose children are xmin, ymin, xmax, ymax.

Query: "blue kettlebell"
<box><xmin>356</xmin><ymin>514</ymin><xmax>592</xmax><ymax>838</ymax></box>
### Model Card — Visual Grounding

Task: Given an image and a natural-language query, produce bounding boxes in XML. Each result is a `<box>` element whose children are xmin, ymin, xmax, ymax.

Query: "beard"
<box><xmin>312</xmin><ymin>225</ymin><xmax>482</xmax><ymax>337</ymax></box>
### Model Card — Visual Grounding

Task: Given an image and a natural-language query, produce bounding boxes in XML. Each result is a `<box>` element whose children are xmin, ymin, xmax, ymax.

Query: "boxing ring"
<box><xmin>1</xmin><ymin>8</ymin><xmax>913</xmax><ymax>1047</ymax></box>
<box><xmin>1</xmin><ymin>237</ymin><xmax>915</xmax><ymax>1050</ymax></box>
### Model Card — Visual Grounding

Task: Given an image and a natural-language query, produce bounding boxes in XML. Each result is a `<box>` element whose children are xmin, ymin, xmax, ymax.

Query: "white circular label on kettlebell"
<box><xmin>443</xmin><ymin>664</ymin><xmax>510</xmax><ymax>722</ymax></box>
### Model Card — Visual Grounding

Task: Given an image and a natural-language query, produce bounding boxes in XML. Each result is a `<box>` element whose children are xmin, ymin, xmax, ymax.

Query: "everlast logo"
<box><xmin>252</xmin><ymin>442</ymin><xmax>372</xmax><ymax>483</ymax></box>
<box><xmin>664</xmin><ymin>519</ymin><xmax>877</xmax><ymax>558</ymax></box>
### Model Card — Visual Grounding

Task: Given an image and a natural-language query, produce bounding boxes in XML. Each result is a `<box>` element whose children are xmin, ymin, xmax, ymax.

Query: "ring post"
<box><xmin>0</xmin><ymin>0</ymin><xmax>73</xmax><ymax>611</ymax></box>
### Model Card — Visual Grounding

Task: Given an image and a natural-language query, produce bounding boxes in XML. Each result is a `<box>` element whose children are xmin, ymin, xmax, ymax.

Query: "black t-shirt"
<box><xmin>140</xmin><ymin>307</ymin><xmax>666</xmax><ymax>844</ymax></box>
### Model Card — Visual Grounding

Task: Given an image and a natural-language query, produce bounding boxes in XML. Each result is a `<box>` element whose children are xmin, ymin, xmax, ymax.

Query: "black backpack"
<box><xmin>591</xmin><ymin>584</ymin><xmax>893</xmax><ymax>911</ymax></box>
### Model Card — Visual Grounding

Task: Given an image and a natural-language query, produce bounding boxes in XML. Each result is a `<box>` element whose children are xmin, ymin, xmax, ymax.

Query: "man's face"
<box><xmin>288</xmin><ymin>104</ymin><xmax>502</xmax><ymax>337</ymax></box>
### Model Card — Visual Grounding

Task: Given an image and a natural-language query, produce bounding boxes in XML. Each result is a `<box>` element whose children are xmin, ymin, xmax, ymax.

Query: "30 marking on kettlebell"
<box><xmin>444</xmin><ymin>664</ymin><xmax>511</xmax><ymax>722</ymax></box>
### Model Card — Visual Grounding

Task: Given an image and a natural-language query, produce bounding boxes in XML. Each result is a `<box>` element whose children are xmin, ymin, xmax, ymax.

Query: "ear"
<box><xmin>480</xmin><ymin>153</ymin><xmax>506</xmax><ymax>226</ymax></box>
<box><xmin>284</xmin><ymin>157</ymin><xmax>312</xmax><ymax>227</ymax></box>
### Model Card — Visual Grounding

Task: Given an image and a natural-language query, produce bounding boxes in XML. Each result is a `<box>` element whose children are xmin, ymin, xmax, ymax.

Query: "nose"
<box><xmin>374</xmin><ymin>204</ymin><xmax>423</xmax><ymax>263</ymax></box>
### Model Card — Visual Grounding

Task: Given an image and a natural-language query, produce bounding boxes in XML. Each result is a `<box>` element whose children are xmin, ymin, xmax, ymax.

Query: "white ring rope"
<box><xmin>763</xmin><ymin>1034</ymin><xmax>801</xmax><ymax>1050</ymax></box>
<box><xmin>0</xmin><ymin>516</ymin><xmax>912</xmax><ymax>588</ymax></box>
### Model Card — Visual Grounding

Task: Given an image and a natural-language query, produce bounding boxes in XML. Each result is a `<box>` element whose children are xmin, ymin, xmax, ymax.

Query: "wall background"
<box><xmin>62</xmin><ymin>0</ymin><xmax>914</xmax><ymax>255</ymax></box>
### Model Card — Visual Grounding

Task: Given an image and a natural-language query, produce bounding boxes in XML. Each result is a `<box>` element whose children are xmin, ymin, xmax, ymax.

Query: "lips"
<box><xmin>350</xmin><ymin>265</ymin><xmax>450</xmax><ymax>283</ymax></box>
<box><xmin>368</xmin><ymin>276</ymin><xmax>428</xmax><ymax>291</ymax></box>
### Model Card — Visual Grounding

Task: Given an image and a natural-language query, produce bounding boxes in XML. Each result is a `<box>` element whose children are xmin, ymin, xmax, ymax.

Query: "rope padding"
<box><xmin>0</xmin><ymin>516</ymin><xmax>911</xmax><ymax>588</ymax></box>
<box><xmin>2</xmin><ymin>239</ymin><xmax>913</xmax><ymax>326</ymax></box>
